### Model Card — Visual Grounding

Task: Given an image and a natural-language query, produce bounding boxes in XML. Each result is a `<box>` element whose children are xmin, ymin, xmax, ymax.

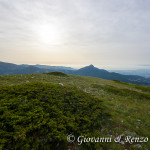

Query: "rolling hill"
<box><xmin>0</xmin><ymin>72</ymin><xmax>150</xmax><ymax>149</ymax></box>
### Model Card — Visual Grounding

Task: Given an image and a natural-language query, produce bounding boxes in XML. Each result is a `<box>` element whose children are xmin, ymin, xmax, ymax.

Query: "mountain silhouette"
<box><xmin>71</xmin><ymin>65</ymin><xmax>150</xmax><ymax>86</ymax></box>
<box><xmin>0</xmin><ymin>62</ymin><xmax>150</xmax><ymax>86</ymax></box>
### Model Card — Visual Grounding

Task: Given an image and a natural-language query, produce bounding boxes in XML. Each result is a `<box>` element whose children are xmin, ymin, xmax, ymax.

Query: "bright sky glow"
<box><xmin>0</xmin><ymin>0</ymin><xmax>150</xmax><ymax>69</ymax></box>
<box><xmin>34</xmin><ymin>22</ymin><xmax>64</xmax><ymax>45</ymax></box>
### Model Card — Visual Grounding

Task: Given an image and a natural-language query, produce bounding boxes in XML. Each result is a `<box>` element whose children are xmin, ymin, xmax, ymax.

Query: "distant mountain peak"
<box><xmin>88</xmin><ymin>64</ymin><xmax>94</xmax><ymax>68</ymax></box>
<box><xmin>79</xmin><ymin>64</ymin><xmax>98</xmax><ymax>71</ymax></box>
<box><xmin>83</xmin><ymin>64</ymin><xmax>95</xmax><ymax>69</ymax></box>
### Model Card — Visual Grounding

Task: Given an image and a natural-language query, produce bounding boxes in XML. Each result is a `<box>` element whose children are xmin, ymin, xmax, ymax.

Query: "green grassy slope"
<box><xmin>0</xmin><ymin>73</ymin><xmax>150</xmax><ymax>150</ymax></box>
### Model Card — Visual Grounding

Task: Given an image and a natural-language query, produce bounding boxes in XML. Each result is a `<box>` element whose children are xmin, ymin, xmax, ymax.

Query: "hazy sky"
<box><xmin>0</xmin><ymin>0</ymin><xmax>150</xmax><ymax>69</ymax></box>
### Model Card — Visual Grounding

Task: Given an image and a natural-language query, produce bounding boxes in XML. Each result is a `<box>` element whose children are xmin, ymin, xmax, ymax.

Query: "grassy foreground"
<box><xmin>0</xmin><ymin>73</ymin><xmax>150</xmax><ymax>150</ymax></box>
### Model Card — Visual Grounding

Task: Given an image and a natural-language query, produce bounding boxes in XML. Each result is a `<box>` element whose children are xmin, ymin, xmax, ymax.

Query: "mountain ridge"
<box><xmin>0</xmin><ymin>61</ymin><xmax>150</xmax><ymax>86</ymax></box>
<box><xmin>71</xmin><ymin>64</ymin><xmax>150</xmax><ymax>86</ymax></box>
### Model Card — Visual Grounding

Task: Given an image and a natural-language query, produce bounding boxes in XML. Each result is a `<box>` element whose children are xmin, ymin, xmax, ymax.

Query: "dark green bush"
<box><xmin>0</xmin><ymin>82</ymin><xmax>105</xmax><ymax>150</ymax></box>
<box><xmin>112</xmin><ymin>80</ymin><xmax>128</xmax><ymax>85</ymax></box>
<box><xmin>45</xmin><ymin>72</ymin><xmax>68</xmax><ymax>77</ymax></box>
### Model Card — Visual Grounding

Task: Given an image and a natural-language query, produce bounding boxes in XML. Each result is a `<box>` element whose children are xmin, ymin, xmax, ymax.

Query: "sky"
<box><xmin>0</xmin><ymin>0</ymin><xmax>150</xmax><ymax>69</ymax></box>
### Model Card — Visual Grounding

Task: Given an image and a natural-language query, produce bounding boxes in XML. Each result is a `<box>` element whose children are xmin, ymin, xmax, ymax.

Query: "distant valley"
<box><xmin>109</xmin><ymin>69</ymin><xmax>150</xmax><ymax>78</ymax></box>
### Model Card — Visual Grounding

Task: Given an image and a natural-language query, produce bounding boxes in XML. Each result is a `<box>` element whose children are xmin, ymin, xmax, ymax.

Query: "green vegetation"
<box><xmin>0</xmin><ymin>73</ymin><xmax>150</xmax><ymax>149</ymax></box>
<box><xmin>91</xmin><ymin>84</ymin><xmax>150</xmax><ymax>100</ymax></box>
<box><xmin>0</xmin><ymin>82</ymin><xmax>106</xmax><ymax>150</ymax></box>
<box><xmin>112</xmin><ymin>80</ymin><xmax>129</xmax><ymax>85</ymax></box>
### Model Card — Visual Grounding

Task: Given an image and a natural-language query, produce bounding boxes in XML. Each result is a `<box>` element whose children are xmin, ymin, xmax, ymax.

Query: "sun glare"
<box><xmin>36</xmin><ymin>23</ymin><xmax>63</xmax><ymax>45</ymax></box>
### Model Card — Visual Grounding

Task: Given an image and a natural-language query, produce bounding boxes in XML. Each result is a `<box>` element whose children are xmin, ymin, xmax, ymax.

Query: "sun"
<box><xmin>35</xmin><ymin>23</ymin><xmax>63</xmax><ymax>45</ymax></box>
